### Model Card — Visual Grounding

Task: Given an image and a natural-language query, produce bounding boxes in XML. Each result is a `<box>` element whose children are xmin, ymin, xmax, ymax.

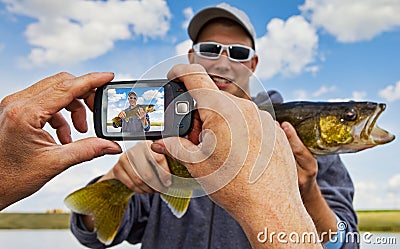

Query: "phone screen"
<box><xmin>104</xmin><ymin>84</ymin><xmax>165</xmax><ymax>134</ymax></box>
<box><xmin>95</xmin><ymin>80</ymin><xmax>193</xmax><ymax>140</ymax></box>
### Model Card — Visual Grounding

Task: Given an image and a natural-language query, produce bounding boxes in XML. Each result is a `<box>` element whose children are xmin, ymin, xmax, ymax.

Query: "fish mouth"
<box><xmin>361</xmin><ymin>103</ymin><xmax>395</xmax><ymax>145</ymax></box>
<box><xmin>208</xmin><ymin>74</ymin><xmax>234</xmax><ymax>89</ymax></box>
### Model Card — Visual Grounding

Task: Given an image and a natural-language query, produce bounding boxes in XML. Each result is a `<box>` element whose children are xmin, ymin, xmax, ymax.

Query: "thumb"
<box><xmin>281</xmin><ymin>121</ymin><xmax>304</xmax><ymax>153</ymax></box>
<box><xmin>151</xmin><ymin>137</ymin><xmax>212</xmax><ymax>178</ymax></box>
<box><xmin>151</xmin><ymin>137</ymin><xmax>198</xmax><ymax>164</ymax></box>
<box><xmin>55</xmin><ymin>138</ymin><xmax>122</xmax><ymax>168</ymax></box>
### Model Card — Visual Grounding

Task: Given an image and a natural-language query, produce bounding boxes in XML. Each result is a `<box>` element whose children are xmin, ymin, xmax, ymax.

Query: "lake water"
<box><xmin>0</xmin><ymin>230</ymin><xmax>140</xmax><ymax>249</ymax></box>
<box><xmin>0</xmin><ymin>230</ymin><xmax>398</xmax><ymax>248</ymax></box>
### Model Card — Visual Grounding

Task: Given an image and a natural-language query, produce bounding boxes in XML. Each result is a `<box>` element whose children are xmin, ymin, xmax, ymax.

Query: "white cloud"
<box><xmin>182</xmin><ymin>7</ymin><xmax>194</xmax><ymax>30</ymax></box>
<box><xmin>354</xmin><ymin>180</ymin><xmax>400</xmax><ymax>210</ymax></box>
<box><xmin>255</xmin><ymin>15</ymin><xmax>319</xmax><ymax>80</ymax></box>
<box><xmin>379</xmin><ymin>80</ymin><xmax>400</xmax><ymax>102</ymax></box>
<box><xmin>107</xmin><ymin>88</ymin><xmax>126</xmax><ymax>103</ymax></box>
<box><xmin>328</xmin><ymin>91</ymin><xmax>367</xmax><ymax>102</ymax></box>
<box><xmin>175</xmin><ymin>39</ymin><xmax>192</xmax><ymax>57</ymax></box>
<box><xmin>389</xmin><ymin>174</ymin><xmax>400</xmax><ymax>189</ymax></box>
<box><xmin>312</xmin><ymin>85</ymin><xmax>335</xmax><ymax>97</ymax></box>
<box><xmin>4</xmin><ymin>0</ymin><xmax>171</xmax><ymax>66</ymax></box>
<box><xmin>293</xmin><ymin>85</ymin><xmax>335</xmax><ymax>100</ymax></box>
<box><xmin>293</xmin><ymin>89</ymin><xmax>308</xmax><ymax>100</ymax></box>
<box><xmin>114</xmin><ymin>73</ymin><xmax>135</xmax><ymax>81</ymax></box>
<box><xmin>300</xmin><ymin>0</ymin><xmax>400</xmax><ymax>42</ymax></box>
<box><xmin>142</xmin><ymin>89</ymin><xmax>163</xmax><ymax>101</ymax></box>
<box><xmin>352</xmin><ymin>91</ymin><xmax>367</xmax><ymax>100</ymax></box>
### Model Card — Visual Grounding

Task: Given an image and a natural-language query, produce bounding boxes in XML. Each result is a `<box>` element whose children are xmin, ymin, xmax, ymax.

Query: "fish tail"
<box><xmin>64</xmin><ymin>179</ymin><xmax>134</xmax><ymax>245</ymax></box>
<box><xmin>160</xmin><ymin>188</ymin><xmax>192</xmax><ymax>218</ymax></box>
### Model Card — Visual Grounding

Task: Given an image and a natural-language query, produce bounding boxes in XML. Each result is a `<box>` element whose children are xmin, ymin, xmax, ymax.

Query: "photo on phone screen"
<box><xmin>106</xmin><ymin>86</ymin><xmax>165</xmax><ymax>134</ymax></box>
<box><xmin>94</xmin><ymin>80</ymin><xmax>193</xmax><ymax>140</ymax></box>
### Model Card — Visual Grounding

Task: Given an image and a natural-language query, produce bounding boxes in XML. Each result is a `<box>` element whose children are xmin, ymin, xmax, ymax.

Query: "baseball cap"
<box><xmin>188</xmin><ymin>3</ymin><xmax>256</xmax><ymax>49</ymax></box>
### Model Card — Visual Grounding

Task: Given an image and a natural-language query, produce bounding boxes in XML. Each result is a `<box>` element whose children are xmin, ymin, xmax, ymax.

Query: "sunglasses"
<box><xmin>193</xmin><ymin>42</ymin><xmax>255</xmax><ymax>62</ymax></box>
<box><xmin>128</xmin><ymin>97</ymin><xmax>137</xmax><ymax>100</ymax></box>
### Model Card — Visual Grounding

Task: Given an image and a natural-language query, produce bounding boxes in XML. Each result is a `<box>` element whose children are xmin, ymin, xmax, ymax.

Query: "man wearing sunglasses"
<box><xmin>117</xmin><ymin>91</ymin><xmax>151</xmax><ymax>133</ymax></box>
<box><xmin>71</xmin><ymin>3</ymin><xmax>358</xmax><ymax>249</ymax></box>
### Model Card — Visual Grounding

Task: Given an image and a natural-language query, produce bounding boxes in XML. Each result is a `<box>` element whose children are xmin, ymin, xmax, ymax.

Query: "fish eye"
<box><xmin>342</xmin><ymin>108</ymin><xmax>357</xmax><ymax>121</ymax></box>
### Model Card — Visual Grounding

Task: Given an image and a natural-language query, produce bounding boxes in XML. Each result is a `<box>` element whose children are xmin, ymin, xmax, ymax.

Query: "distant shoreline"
<box><xmin>0</xmin><ymin>210</ymin><xmax>399</xmax><ymax>232</ymax></box>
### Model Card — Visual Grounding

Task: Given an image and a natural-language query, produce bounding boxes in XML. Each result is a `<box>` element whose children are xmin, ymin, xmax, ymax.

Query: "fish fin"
<box><xmin>160</xmin><ymin>188</ymin><xmax>192</xmax><ymax>218</ymax></box>
<box><xmin>64</xmin><ymin>179</ymin><xmax>134</xmax><ymax>245</ymax></box>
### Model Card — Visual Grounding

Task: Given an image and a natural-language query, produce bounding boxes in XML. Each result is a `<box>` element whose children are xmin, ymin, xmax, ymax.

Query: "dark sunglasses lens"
<box><xmin>199</xmin><ymin>43</ymin><xmax>221</xmax><ymax>58</ymax></box>
<box><xmin>229</xmin><ymin>46</ymin><xmax>250</xmax><ymax>60</ymax></box>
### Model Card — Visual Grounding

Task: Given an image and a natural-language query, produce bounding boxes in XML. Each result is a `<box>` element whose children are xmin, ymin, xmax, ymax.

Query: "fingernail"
<box><xmin>164</xmin><ymin>179</ymin><xmax>172</xmax><ymax>187</ymax></box>
<box><xmin>103</xmin><ymin>147</ymin><xmax>122</xmax><ymax>154</ymax></box>
<box><xmin>101</xmin><ymin>72</ymin><xmax>114</xmax><ymax>76</ymax></box>
<box><xmin>151</xmin><ymin>142</ymin><xmax>165</xmax><ymax>154</ymax></box>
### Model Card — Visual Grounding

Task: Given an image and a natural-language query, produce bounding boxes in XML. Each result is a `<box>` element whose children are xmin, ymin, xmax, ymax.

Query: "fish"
<box><xmin>64</xmin><ymin>155</ymin><xmax>196</xmax><ymax>245</ymax></box>
<box><xmin>64</xmin><ymin>101</ymin><xmax>395</xmax><ymax>245</ymax></box>
<box><xmin>112</xmin><ymin>104</ymin><xmax>155</xmax><ymax>128</ymax></box>
<box><xmin>261</xmin><ymin>101</ymin><xmax>395</xmax><ymax>155</ymax></box>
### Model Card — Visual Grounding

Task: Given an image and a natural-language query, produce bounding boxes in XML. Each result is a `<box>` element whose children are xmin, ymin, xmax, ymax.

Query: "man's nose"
<box><xmin>221</xmin><ymin>48</ymin><xmax>229</xmax><ymax>58</ymax></box>
<box><xmin>217</xmin><ymin>50</ymin><xmax>232</xmax><ymax>65</ymax></box>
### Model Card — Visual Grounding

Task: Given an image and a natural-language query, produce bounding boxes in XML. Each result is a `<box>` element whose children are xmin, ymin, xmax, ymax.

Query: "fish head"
<box><xmin>314</xmin><ymin>102</ymin><xmax>395</xmax><ymax>154</ymax></box>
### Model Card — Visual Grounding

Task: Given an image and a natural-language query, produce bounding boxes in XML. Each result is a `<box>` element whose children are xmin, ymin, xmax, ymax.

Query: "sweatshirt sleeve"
<box><xmin>316</xmin><ymin>155</ymin><xmax>360</xmax><ymax>249</ymax></box>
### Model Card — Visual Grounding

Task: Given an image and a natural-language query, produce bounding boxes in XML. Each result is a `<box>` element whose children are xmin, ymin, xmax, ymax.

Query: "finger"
<box><xmin>281</xmin><ymin>121</ymin><xmax>314</xmax><ymax>167</ymax></box>
<box><xmin>52</xmin><ymin>137</ymin><xmax>121</xmax><ymax>169</ymax></box>
<box><xmin>166</xmin><ymin>64</ymin><xmax>222</xmax><ymax>111</ymax></box>
<box><xmin>136</xmin><ymin>109</ymin><xmax>143</xmax><ymax>118</ymax></box>
<box><xmin>48</xmin><ymin>112</ymin><xmax>72</xmax><ymax>144</ymax></box>
<box><xmin>31</xmin><ymin>72</ymin><xmax>114</xmax><ymax>119</ymax></box>
<box><xmin>151</xmin><ymin>136</ymin><xmax>213</xmax><ymax>179</ymax></box>
<box><xmin>1</xmin><ymin>72</ymin><xmax>76</xmax><ymax>106</ymax></box>
<box><xmin>113</xmin><ymin>161</ymin><xmax>136</xmax><ymax>190</ymax></box>
<box><xmin>125</xmin><ymin>143</ymin><xmax>167</xmax><ymax>192</ymax></box>
<box><xmin>167</xmin><ymin>64</ymin><xmax>218</xmax><ymax>91</ymax></box>
<box><xmin>187</xmin><ymin>110</ymin><xmax>202</xmax><ymax>145</ymax></box>
<box><xmin>27</xmin><ymin>72</ymin><xmax>76</xmax><ymax>97</ymax></box>
<box><xmin>114</xmin><ymin>160</ymin><xmax>155</xmax><ymax>194</ymax></box>
<box><xmin>82</xmin><ymin>89</ymin><xmax>97</xmax><ymax>111</ymax></box>
<box><xmin>149</xmin><ymin>151</ymin><xmax>172</xmax><ymax>187</ymax></box>
<box><xmin>65</xmin><ymin>99</ymin><xmax>88</xmax><ymax>133</ymax></box>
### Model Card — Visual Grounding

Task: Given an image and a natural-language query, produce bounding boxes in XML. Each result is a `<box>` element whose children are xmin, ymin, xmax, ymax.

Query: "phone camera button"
<box><xmin>176</xmin><ymin>101</ymin><xmax>189</xmax><ymax>115</ymax></box>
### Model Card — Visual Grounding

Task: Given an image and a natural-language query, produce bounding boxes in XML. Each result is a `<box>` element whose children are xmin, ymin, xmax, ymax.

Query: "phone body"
<box><xmin>94</xmin><ymin>79</ymin><xmax>194</xmax><ymax>140</ymax></box>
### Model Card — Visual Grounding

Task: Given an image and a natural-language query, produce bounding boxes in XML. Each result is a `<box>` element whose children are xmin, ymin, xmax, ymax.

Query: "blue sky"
<box><xmin>0</xmin><ymin>0</ymin><xmax>399</xmax><ymax>212</ymax></box>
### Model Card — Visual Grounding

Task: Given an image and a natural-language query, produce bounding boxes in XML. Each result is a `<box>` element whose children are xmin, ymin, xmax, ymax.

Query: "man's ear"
<box><xmin>188</xmin><ymin>48</ymin><xmax>195</xmax><ymax>64</ymax></box>
<box><xmin>250</xmin><ymin>54</ymin><xmax>258</xmax><ymax>73</ymax></box>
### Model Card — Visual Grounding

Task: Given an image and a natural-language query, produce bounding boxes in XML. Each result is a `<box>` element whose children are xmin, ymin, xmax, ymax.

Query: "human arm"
<box><xmin>317</xmin><ymin>154</ymin><xmax>359</xmax><ymax>249</ymax></box>
<box><xmin>151</xmin><ymin>64</ymin><xmax>322</xmax><ymax>248</ymax></box>
<box><xmin>281</xmin><ymin>121</ymin><xmax>359</xmax><ymax>248</ymax></box>
<box><xmin>136</xmin><ymin>109</ymin><xmax>150</xmax><ymax>131</ymax></box>
<box><xmin>0</xmin><ymin>72</ymin><xmax>122</xmax><ymax>210</ymax></box>
<box><xmin>280</xmin><ymin>121</ymin><xmax>338</xmax><ymax>243</ymax></box>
